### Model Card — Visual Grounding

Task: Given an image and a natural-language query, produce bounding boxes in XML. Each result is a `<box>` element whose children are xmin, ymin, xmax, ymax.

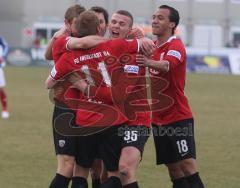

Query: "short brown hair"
<box><xmin>90</xmin><ymin>6</ymin><xmax>109</xmax><ymax>24</ymax></box>
<box><xmin>116</xmin><ymin>10</ymin><xmax>133</xmax><ymax>27</ymax></box>
<box><xmin>75</xmin><ymin>11</ymin><xmax>100</xmax><ymax>37</ymax></box>
<box><xmin>64</xmin><ymin>4</ymin><xmax>86</xmax><ymax>23</ymax></box>
<box><xmin>159</xmin><ymin>5</ymin><xmax>179</xmax><ymax>34</ymax></box>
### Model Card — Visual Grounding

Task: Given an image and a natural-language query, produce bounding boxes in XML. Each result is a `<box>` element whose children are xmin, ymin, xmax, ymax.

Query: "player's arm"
<box><xmin>45</xmin><ymin>54</ymin><xmax>71</xmax><ymax>89</ymax></box>
<box><xmin>128</xmin><ymin>27</ymin><xmax>144</xmax><ymax>39</ymax></box>
<box><xmin>116</xmin><ymin>37</ymin><xmax>155</xmax><ymax>56</ymax></box>
<box><xmin>45</xmin><ymin>39</ymin><xmax>55</xmax><ymax>60</ymax></box>
<box><xmin>45</xmin><ymin>75</ymin><xmax>58</xmax><ymax>89</ymax></box>
<box><xmin>45</xmin><ymin>26</ymin><xmax>68</xmax><ymax>60</ymax></box>
<box><xmin>136</xmin><ymin>54</ymin><xmax>169</xmax><ymax>73</ymax></box>
<box><xmin>138</xmin><ymin>38</ymin><xmax>156</xmax><ymax>57</ymax></box>
<box><xmin>136</xmin><ymin>41</ymin><xmax>185</xmax><ymax>72</ymax></box>
<box><xmin>67</xmin><ymin>72</ymin><xmax>112</xmax><ymax>101</ymax></box>
<box><xmin>67</xmin><ymin>35</ymin><xmax>108</xmax><ymax>50</ymax></box>
<box><xmin>138</xmin><ymin>41</ymin><xmax>185</xmax><ymax>72</ymax></box>
<box><xmin>45</xmin><ymin>65</ymin><xmax>62</xmax><ymax>89</ymax></box>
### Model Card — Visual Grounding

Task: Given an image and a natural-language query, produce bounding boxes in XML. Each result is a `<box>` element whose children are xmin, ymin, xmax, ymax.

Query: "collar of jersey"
<box><xmin>156</xmin><ymin>35</ymin><xmax>176</xmax><ymax>48</ymax></box>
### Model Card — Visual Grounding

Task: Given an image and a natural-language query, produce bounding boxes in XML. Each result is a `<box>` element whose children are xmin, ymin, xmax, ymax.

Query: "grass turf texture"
<box><xmin>0</xmin><ymin>66</ymin><xmax>240</xmax><ymax>187</ymax></box>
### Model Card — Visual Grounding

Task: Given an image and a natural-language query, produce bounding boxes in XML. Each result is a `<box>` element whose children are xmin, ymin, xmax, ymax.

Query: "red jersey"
<box><xmin>50</xmin><ymin>38</ymin><xmax>139</xmax><ymax>127</ymax></box>
<box><xmin>52</xmin><ymin>35</ymin><xmax>71</xmax><ymax>62</ymax></box>
<box><xmin>125</xmin><ymin>66</ymin><xmax>151</xmax><ymax>127</ymax></box>
<box><xmin>150</xmin><ymin>36</ymin><xmax>193</xmax><ymax>126</ymax></box>
<box><xmin>87</xmin><ymin>56</ymin><xmax>151</xmax><ymax>127</ymax></box>
<box><xmin>52</xmin><ymin>35</ymin><xmax>79</xmax><ymax>102</ymax></box>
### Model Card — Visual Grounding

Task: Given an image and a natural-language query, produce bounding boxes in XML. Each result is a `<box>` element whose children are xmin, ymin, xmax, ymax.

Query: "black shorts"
<box><xmin>52</xmin><ymin>104</ymin><xmax>78</xmax><ymax>156</ymax></box>
<box><xmin>75</xmin><ymin>134</ymin><xmax>100</xmax><ymax>168</ymax></box>
<box><xmin>152</xmin><ymin>118</ymin><xmax>196</xmax><ymax>165</ymax></box>
<box><xmin>53</xmin><ymin>103</ymin><xmax>101</xmax><ymax>167</ymax></box>
<box><xmin>98</xmin><ymin>126</ymin><xmax>122</xmax><ymax>172</ymax></box>
<box><xmin>119</xmin><ymin>125</ymin><xmax>150</xmax><ymax>156</ymax></box>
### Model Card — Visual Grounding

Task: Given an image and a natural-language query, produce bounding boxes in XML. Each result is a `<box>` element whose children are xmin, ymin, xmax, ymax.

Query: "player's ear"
<box><xmin>64</xmin><ymin>19</ymin><xmax>71</xmax><ymax>32</ymax></box>
<box><xmin>96</xmin><ymin>26</ymin><xmax>101</xmax><ymax>35</ymax></box>
<box><xmin>126</xmin><ymin>27</ymin><xmax>132</xmax><ymax>38</ymax></box>
<box><xmin>169</xmin><ymin>22</ymin><xmax>175</xmax><ymax>30</ymax></box>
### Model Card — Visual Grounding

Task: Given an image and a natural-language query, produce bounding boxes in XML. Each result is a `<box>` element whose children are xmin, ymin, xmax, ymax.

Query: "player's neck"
<box><xmin>156</xmin><ymin>33</ymin><xmax>173</xmax><ymax>46</ymax></box>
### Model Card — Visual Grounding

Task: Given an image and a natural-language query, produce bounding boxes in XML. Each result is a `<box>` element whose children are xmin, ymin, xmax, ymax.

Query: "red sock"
<box><xmin>0</xmin><ymin>89</ymin><xmax>7</xmax><ymax>111</ymax></box>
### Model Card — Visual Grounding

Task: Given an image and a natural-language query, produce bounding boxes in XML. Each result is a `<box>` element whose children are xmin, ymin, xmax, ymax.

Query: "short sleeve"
<box><xmin>50</xmin><ymin>53</ymin><xmax>72</xmax><ymax>80</ymax></box>
<box><xmin>52</xmin><ymin>36</ymin><xmax>71</xmax><ymax>62</ymax></box>
<box><xmin>164</xmin><ymin>40</ymin><xmax>186</xmax><ymax>70</ymax></box>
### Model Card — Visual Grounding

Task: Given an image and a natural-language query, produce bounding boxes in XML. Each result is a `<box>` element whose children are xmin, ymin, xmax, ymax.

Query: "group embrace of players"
<box><xmin>44</xmin><ymin>4</ymin><xmax>205</xmax><ymax>188</ymax></box>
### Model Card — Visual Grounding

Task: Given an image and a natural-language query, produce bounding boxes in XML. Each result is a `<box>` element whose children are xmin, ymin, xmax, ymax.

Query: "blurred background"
<box><xmin>1</xmin><ymin>0</ymin><xmax>240</xmax><ymax>74</ymax></box>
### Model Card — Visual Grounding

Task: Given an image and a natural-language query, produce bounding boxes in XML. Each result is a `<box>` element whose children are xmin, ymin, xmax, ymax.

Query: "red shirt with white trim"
<box><xmin>52</xmin><ymin>35</ymin><xmax>79</xmax><ymax>103</ymax></box>
<box><xmin>150</xmin><ymin>36</ymin><xmax>193</xmax><ymax>126</ymax></box>
<box><xmin>52</xmin><ymin>35</ymin><xmax>71</xmax><ymax>62</ymax></box>
<box><xmin>50</xmin><ymin>38</ymin><xmax>140</xmax><ymax>127</ymax></box>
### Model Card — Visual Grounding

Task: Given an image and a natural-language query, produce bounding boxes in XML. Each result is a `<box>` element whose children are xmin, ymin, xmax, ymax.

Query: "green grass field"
<box><xmin>0</xmin><ymin>67</ymin><xmax>240</xmax><ymax>188</ymax></box>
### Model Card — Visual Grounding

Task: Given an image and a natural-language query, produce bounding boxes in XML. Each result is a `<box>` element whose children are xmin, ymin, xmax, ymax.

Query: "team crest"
<box><xmin>59</xmin><ymin>140</ymin><xmax>66</xmax><ymax>148</ymax></box>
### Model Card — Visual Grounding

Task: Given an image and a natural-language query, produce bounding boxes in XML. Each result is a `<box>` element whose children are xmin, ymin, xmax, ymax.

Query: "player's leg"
<box><xmin>90</xmin><ymin>159</ymin><xmax>102</xmax><ymax>188</ymax></box>
<box><xmin>152</xmin><ymin>123</ymin><xmax>189</xmax><ymax>188</ymax></box>
<box><xmin>99</xmin><ymin>171</ymin><xmax>122</xmax><ymax>188</ymax></box>
<box><xmin>71</xmin><ymin>164</ymin><xmax>89</xmax><ymax>188</ymax></box>
<box><xmin>119</xmin><ymin>146</ymin><xmax>140</xmax><ymax>188</ymax></box>
<box><xmin>49</xmin><ymin>154</ymin><xmax>75</xmax><ymax>188</ymax></box>
<box><xmin>119</xmin><ymin>125</ymin><xmax>149</xmax><ymax>188</ymax></box>
<box><xmin>72</xmin><ymin>133</ymin><xmax>101</xmax><ymax>188</ymax></box>
<box><xmin>49</xmin><ymin>154</ymin><xmax>75</xmax><ymax>186</ymax></box>
<box><xmin>49</xmin><ymin>105</ymin><xmax>77</xmax><ymax>188</ymax></box>
<box><xmin>153</xmin><ymin>119</ymin><xmax>204</xmax><ymax>188</ymax></box>
<box><xmin>167</xmin><ymin>119</ymin><xmax>204</xmax><ymax>188</ymax></box>
<box><xmin>0</xmin><ymin>68</ymin><xmax>9</xmax><ymax>119</ymax></box>
<box><xmin>100</xmin><ymin>161</ymin><xmax>108</xmax><ymax>184</ymax></box>
<box><xmin>98</xmin><ymin>126</ymin><xmax>123</xmax><ymax>188</ymax></box>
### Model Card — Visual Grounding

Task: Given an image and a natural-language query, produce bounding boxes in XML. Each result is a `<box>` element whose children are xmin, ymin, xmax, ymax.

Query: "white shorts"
<box><xmin>0</xmin><ymin>68</ymin><xmax>6</xmax><ymax>87</ymax></box>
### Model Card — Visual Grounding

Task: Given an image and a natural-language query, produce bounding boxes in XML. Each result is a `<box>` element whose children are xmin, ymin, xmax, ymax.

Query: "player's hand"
<box><xmin>53</xmin><ymin>26</ymin><xmax>68</xmax><ymax>39</ymax></box>
<box><xmin>128</xmin><ymin>27</ymin><xmax>144</xmax><ymax>39</ymax></box>
<box><xmin>139</xmin><ymin>38</ymin><xmax>156</xmax><ymax>57</ymax></box>
<box><xmin>53</xmin><ymin>83</ymin><xmax>65</xmax><ymax>98</ymax></box>
<box><xmin>67</xmin><ymin>72</ymin><xmax>88</xmax><ymax>93</ymax></box>
<box><xmin>136</xmin><ymin>54</ymin><xmax>150</xmax><ymax>67</ymax></box>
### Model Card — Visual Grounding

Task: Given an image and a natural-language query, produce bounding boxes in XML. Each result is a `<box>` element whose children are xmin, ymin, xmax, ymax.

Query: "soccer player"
<box><xmin>45</xmin><ymin>4</ymin><xmax>91</xmax><ymax>188</ymax></box>
<box><xmin>90</xmin><ymin>6</ymin><xmax>109</xmax><ymax>37</ymax></box>
<box><xmin>73</xmin><ymin>6</ymin><xmax>109</xmax><ymax>188</ymax></box>
<box><xmin>45</xmin><ymin>10</ymin><xmax>154</xmax><ymax>188</ymax></box>
<box><xmin>68</xmin><ymin>10</ymin><xmax>152</xmax><ymax>188</ymax></box>
<box><xmin>0</xmin><ymin>36</ymin><xmax>9</xmax><ymax>119</ymax></box>
<box><xmin>107</xmin><ymin>10</ymin><xmax>151</xmax><ymax>188</ymax></box>
<box><xmin>136</xmin><ymin>5</ymin><xmax>205</xmax><ymax>188</ymax></box>
<box><xmin>46</xmin><ymin>6</ymin><xmax>110</xmax><ymax>188</ymax></box>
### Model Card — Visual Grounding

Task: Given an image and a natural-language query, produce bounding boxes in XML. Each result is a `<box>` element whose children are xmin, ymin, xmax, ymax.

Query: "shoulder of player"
<box><xmin>56</xmin><ymin>51</ymin><xmax>72</xmax><ymax>63</ymax></box>
<box><xmin>53</xmin><ymin>35</ymin><xmax>70</xmax><ymax>46</ymax></box>
<box><xmin>107</xmin><ymin>38</ymin><xmax>136</xmax><ymax>45</ymax></box>
<box><xmin>169</xmin><ymin>38</ymin><xmax>185</xmax><ymax>47</ymax></box>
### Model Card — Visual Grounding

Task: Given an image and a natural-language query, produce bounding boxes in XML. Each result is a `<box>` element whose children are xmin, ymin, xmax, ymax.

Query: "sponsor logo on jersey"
<box><xmin>167</xmin><ymin>50</ymin><xmax>181</xmax><ymax>60</ymax></box>
<box><xmin>124</xmin><ymin>65</ymin><xmax>139</xmax><ymax>74</ymax></box>
<box><xmin>59</xmin><ymin>140</ymin><xmax>65</xmax><ymax>148</ymax></box>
